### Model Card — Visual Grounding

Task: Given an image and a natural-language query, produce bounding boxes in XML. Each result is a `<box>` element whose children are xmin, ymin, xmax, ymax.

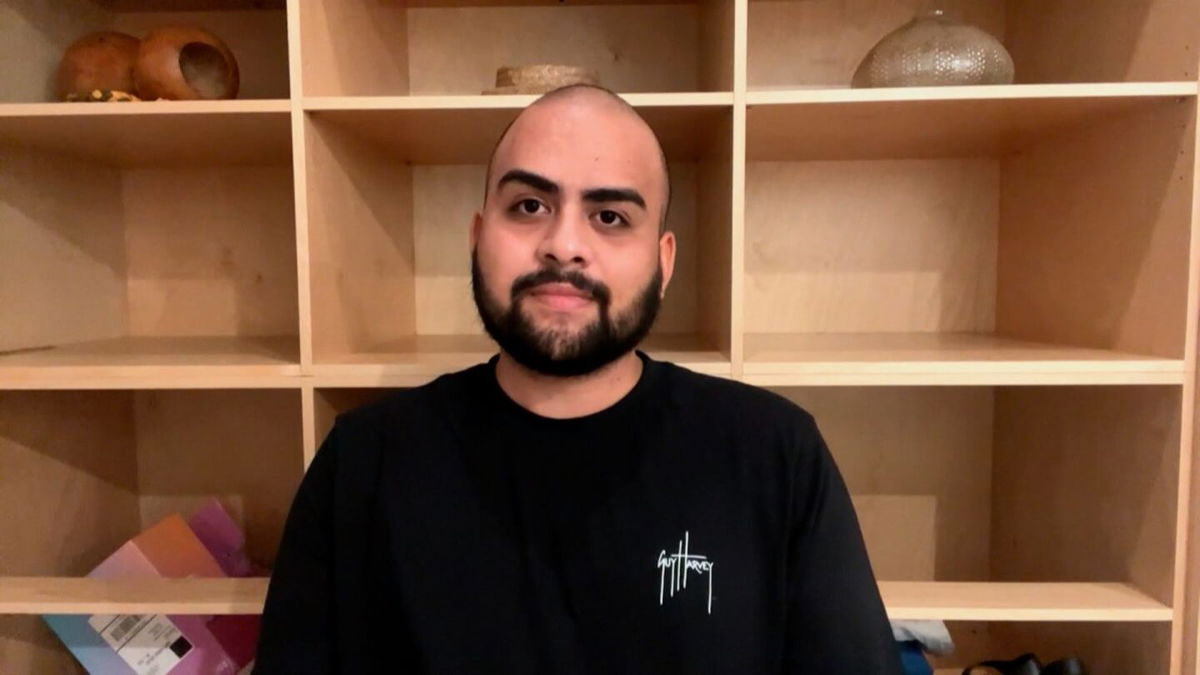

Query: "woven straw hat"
<box><xmin>482</xmin><ymin>64</ymin><xmax>601</xmax><ymax>95</ymax></box>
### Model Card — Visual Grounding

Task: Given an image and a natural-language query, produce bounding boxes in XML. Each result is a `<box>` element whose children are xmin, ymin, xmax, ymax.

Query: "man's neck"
<box><xmin>494</xmin><ymin>349</ymin><xmax>644</xmax><ymax>420</ymax></box>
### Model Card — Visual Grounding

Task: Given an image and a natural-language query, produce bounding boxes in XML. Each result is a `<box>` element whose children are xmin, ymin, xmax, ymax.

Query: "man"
<box><xmin>255</xmin><ymin>84</ymin><xmax>901</xmax><ymax>674</ymax></box>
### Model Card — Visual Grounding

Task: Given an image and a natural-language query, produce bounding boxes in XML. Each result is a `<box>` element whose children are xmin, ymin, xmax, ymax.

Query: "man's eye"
<box><xmin>513</xmin><ymin>199</ymin><xmax>546</xmax><ymax>216</ymax></box>
<box><xmin>596</xmin><ymin>210</ymin><xmax>628</xmax><ymax>228</ymax></box>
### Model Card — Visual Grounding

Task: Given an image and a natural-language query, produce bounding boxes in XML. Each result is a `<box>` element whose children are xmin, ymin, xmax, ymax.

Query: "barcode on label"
<box><xmin>110</xmin><ymin>614</ymin><xmax>143</xmax><ymax>644</ymax></box>
<box><xmin>87</xmin><ymin>612</ymin><xmax>191</xmax><ymax>675</ymax></box>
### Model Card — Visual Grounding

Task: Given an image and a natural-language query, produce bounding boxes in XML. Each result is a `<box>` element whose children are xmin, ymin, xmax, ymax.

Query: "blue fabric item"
<box><xmin>897</xmin><ymin>640</ymin><xmax>934</xmax><ymax>675</ymax></box>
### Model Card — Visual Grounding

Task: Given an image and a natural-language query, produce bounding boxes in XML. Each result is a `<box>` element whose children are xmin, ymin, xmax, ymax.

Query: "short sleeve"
<box><xmin>782</xmin><ymin>412</ymin><xmax>903</xmax><ymax>674</ymax></box>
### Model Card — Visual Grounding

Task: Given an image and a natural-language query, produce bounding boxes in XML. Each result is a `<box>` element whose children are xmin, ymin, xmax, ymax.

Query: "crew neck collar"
<box><xmin>483</xmin><ymin>349</ymin><xmax>658</xmax><ymax>426</ymax></box>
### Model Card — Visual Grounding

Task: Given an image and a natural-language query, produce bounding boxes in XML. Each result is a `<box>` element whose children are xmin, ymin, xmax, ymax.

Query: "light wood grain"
<box><xmin>0</xmin><ymin>336</ymin><xmax>301</xmax><ymax>389</ymax></box>
<box><xmin>299</xmin><ymin>0</ymin><xmax>410</xmax><ymax>96</ymax></box>
<box><xmin>0</xmin><ymin>577</ymin><xmax>268</xmax><ymax>614</ymax></box>
<box><xmin>1178</xmin><ymin>361</ymin><xmax>1197</xmax><ymax>675</ymax></box>
<box><xmin>881</xmin><ymin>582</ymin><xmax>1173</xmax><ymax>622</ymax></box>
<box><xmin>0</xmin><ymin>104</ymin><xmax>291</xmax><ymax>167</ymax></box>
<box><xmin>699</xmin><ymin>0</ymin><xmax>734</xmax><ymax>93</ymax></box>
<box><xmin>853</xmin><ymin>495</ymin><xmax>937</xmax><ymax>581</ymax></box>
<box><xmin>0</xmin><ymin>389</ymin><xmax>138</xmax><ymax>673</ymax></box>
<box><xmin>1186</xmin><ymin>137</ymin><xmax>1200</xmax><ymax>669</ymax></box>
<box><xmin>744</xmin><ymin>158</ymin><xmax>999</xmax><ymax>334</ymax></box>
<box><xmin>1181</xmin><ymin>78</ymin><xmax>1200</xmax><ymax>661</ymax></box>
<box><xmin>743</xmin><ymin>333</ymin><xmax>1185</xmax><ymax>386</ymax></box>
<box><xmin>305</xmin><ymin>113</ymin><xmax>417</xmax><ymax>359</ymax></box>
<box><xmin>98</xmin><ymin>1</ymin><xmax>284</xmax><ymax>12</ymax></box>
<box><xmin>407</xmin><ymin>0</ymin><xmax>694</xmax><ymax>6</ymax></box>
<box><xmin>1</xmin><ymin>147</ymin><xmax>125</xmax><ymax>355</ymax></box>
<box><xmin>746</xmin><ymin>84</ymin><xmax>1194</xmax><ymax>161</ymax></box>
<box><xmin>304</xmin><ymin>92</ymin><xmax>733</xmax><ymax>109</ymax></box>
<box><xmin>122</xmin><ymin>164</ymin><xmax>299</xmax><ymax>337</ymax></box>
<box><xmin>0</xmin><ymin>0</ymin><xmax>107</xmax><ymax>103</ymax></box>
<box><xmin>1005</xmin><ymin>0</ymin><xmax>1199</xmax><ymax>84</ymax></box>
<box><xmin>992</xmin><ymin>385</ymin><xmax>1182</xmax><ymax>673</ymax></box>
<box><xmin>696</xmin><ymin>124</ymin><xmax>735</xmax><ymax>360</ymax></box>
<box><xmin>306</xmin><ymin>100</ymin><xmax>730</xmax><ymax>164</ymax></box>
<box><xmin>998</xmin><ymin>98</ymin><xmax>1194</xmax><ymax>360</ymax></box>
<box><xmin>0</xmin><ymin>578</ymin><xmax>1169</xmax><ymax>622</ymax></box>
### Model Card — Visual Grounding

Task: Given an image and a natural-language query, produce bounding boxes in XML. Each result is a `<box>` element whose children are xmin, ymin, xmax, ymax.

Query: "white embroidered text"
<box><xmin>656</xmin><ymin>531</ymin><xmax>715</xmax><ymax>614</ymax></box>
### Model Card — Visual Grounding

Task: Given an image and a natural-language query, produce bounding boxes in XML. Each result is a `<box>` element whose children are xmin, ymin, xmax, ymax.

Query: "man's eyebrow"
<box><xmin>583</xmin><ymin>187</ymin><xmax>647</xmax><ymax>212</ymax></box>
<box><xmin>497</xmin><ymin>169</ymin><xmax>559</xmax><ymax>195</ymax></box>
<box><xmin>496</xmin><ymin>168</ymin><xmax>647</xmax><ymax>213</ymax></box>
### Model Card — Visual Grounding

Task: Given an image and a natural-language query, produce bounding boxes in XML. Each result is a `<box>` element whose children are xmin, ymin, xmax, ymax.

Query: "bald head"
<box><xmin>483</xmin><ymin>84</ymin><xmax>672</xmax><ymax>232</ymax></box>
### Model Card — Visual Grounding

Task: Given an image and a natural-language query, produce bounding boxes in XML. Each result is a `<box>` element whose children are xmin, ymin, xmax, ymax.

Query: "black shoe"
<box><xmin>963</xmin><ymin>653</ymin><xmax>1043</xmax><ymax>675</ymax></box>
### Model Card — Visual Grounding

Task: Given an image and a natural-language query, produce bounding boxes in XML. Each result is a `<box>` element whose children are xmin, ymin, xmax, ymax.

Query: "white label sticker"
<box><xmin>88</xmin><ymin>613</ymin><xmax>193</xmax><ymax>675</ymax></box>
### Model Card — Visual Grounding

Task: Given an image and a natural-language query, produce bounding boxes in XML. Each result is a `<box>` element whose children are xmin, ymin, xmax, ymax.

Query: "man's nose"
<box><xmin>537</xmin><ymin>203</ymin><xmax>592</xmax><ymax>266</ymax></box>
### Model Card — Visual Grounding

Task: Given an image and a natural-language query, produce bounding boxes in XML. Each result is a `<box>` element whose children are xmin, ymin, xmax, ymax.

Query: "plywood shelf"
<box><xmin>747</xmin><ymin>81</ymin><xmax>1197</xmax><ymax>103</ymax></box>
<box><xmin>0</xmin><ymin>333</ymin><xmax>1181</xmax><ymax>388</ymax></box>
<box><xmin>0</xmin><ymin>336</ymin><xmax>302</xmax><ymax>389</ymax></box>
<box><xmin>404</xmin><ymin>0</ymin><xmax>696</xmax><ymax>7</ymax></box>
<box><xmin>304</xmin><ymin>92</ymin><xmax>734</xmax><ymax>110</ymax></box>
<box><xmin>0</xmin><ymin>577</ymin><xmax>269</xmax><ymax>615</ymax></box>
<box><xmin>747</xmin><ymin>82</ymin><xmax>1196</xmax><ymax>161</ymax></box>
<box><xmin>96</xmin><ymin>0</ymin><xmax>284</xmax><ymax>8</ymax></box>
<box><xmin>307</xmin><ymin>97</ymin><xmax>731</xmax><ymax>163</ymax></box>
<box><xmin>881</xmin><ymin>582</ymin><xmax>1173</xmax><ymax>623</ymax></box>
<box><xmin>313</xmin><ymin>333</ymin><xmax>730</xmax><ymax>386</ymax></box>
<box><xmin>741</xmin><ymin>333</ymin><xmax>1186</xmax><ymax>386</ymax></box>
<box><xmin>2</xmin><ymin>578</ymin><xmax>1168</xmax><ymax>623</ymax></box>
<box><xmin>0</xmin><ymin>101</ymin><xmax>292</xmax><ymax>167</ymax></box>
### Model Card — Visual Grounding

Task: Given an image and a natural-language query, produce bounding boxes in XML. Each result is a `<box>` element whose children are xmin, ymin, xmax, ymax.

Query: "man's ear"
<box><xmin>470</xmin><ymin>211</ymin><xmax>482</xmax><ymax>250</ymax></box>
<box><xmin>658</xmin><ymin>230</ymin><xmax>676</xmax><ymax>298</ymax></box>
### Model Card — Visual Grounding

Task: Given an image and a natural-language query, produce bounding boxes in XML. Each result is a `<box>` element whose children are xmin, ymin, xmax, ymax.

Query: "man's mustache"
<box><xmin>512</xmin><ymin>267</ymin><xmax>612</xmax><ymax>306</ymax></box>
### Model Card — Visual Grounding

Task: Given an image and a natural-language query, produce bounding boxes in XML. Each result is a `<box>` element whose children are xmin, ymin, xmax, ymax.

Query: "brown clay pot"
<box><xmin>134</xmin><ymin>26</ymin><xmax>239</xmax><ymax>100</ymax></box>
<box><xmin>56</xmin><ymin>32</ymin><xmax>141</xmax><ymax>101</ymax></box>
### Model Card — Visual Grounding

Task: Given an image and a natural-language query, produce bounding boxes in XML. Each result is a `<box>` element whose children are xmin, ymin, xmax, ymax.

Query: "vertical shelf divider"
<box><xmin>301</xmin><ymin>383</ymin><xmax>318</xmax><ymax>470</ymax></box>
<box><xmin>1181</xmin><ymin>65</ymin><xmax>1200</xmax><ymax>675</ymax></box>
<box><xmin>729</xmin><ymin>0</ymin><xmax>748</xmax><ymax>378</ymax></box>
<box><xmin>287</xmin><ymin>0</ymin><xmax>313</xmax><ymax>377</ymax></box>
<box><xmin>287</xmin><ymin>0</ymin><xmax>319</xmax><ymax>475</ymax></box>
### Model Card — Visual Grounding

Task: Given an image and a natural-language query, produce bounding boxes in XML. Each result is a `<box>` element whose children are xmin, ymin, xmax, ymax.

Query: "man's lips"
<box><xmin>527</xmin><ymin>282</ymin><xmax>594</xmax><ymax>310</ymax></box>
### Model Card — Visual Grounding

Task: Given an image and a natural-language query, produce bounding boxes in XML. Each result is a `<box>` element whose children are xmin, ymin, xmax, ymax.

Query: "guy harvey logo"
<box><xmin>656</xmin><ymin>530</ymin><xmax>715</xmax><ymax>614</ymax></box>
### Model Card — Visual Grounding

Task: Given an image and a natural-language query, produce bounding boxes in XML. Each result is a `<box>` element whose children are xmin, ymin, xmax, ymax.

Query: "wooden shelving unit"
<box><xmin>1</xmin><ymin>0</ymin><xmax>1198</xmax><ymax>672</ymax></box>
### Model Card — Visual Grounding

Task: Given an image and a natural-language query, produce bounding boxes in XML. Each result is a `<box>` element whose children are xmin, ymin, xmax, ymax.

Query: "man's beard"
<box><xmin>470</xmin><ymin>249</ymin><xmax>663</xmax><ymax>377</ymax></box>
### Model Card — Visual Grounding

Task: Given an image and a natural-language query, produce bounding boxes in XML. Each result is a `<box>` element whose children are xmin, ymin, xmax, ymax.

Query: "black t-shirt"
<box><xmin>254</xmin><ymin>350</ymin><xmax>902</xmax><ymax>674</ymax></box>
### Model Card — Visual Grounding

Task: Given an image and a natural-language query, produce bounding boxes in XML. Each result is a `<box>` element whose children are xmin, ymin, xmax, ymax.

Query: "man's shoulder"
<box><xmin>654</xmin><ymin>359</ymin><xmax>822</xmax><ymax>457</ymax></box>
<box><xmin>330</xmin><ymin>360</ymin><xmax>486</xmax><ymax>432</ymax></box>
<box><xmin>658</xmin><ymin>359</ymin><xmax>815</xmax><ymax>426</ymax></box>
<box><xmin>654</xmin><ymin>360</ymin><xmax>828</xmax><ymax>475</ymax></box>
